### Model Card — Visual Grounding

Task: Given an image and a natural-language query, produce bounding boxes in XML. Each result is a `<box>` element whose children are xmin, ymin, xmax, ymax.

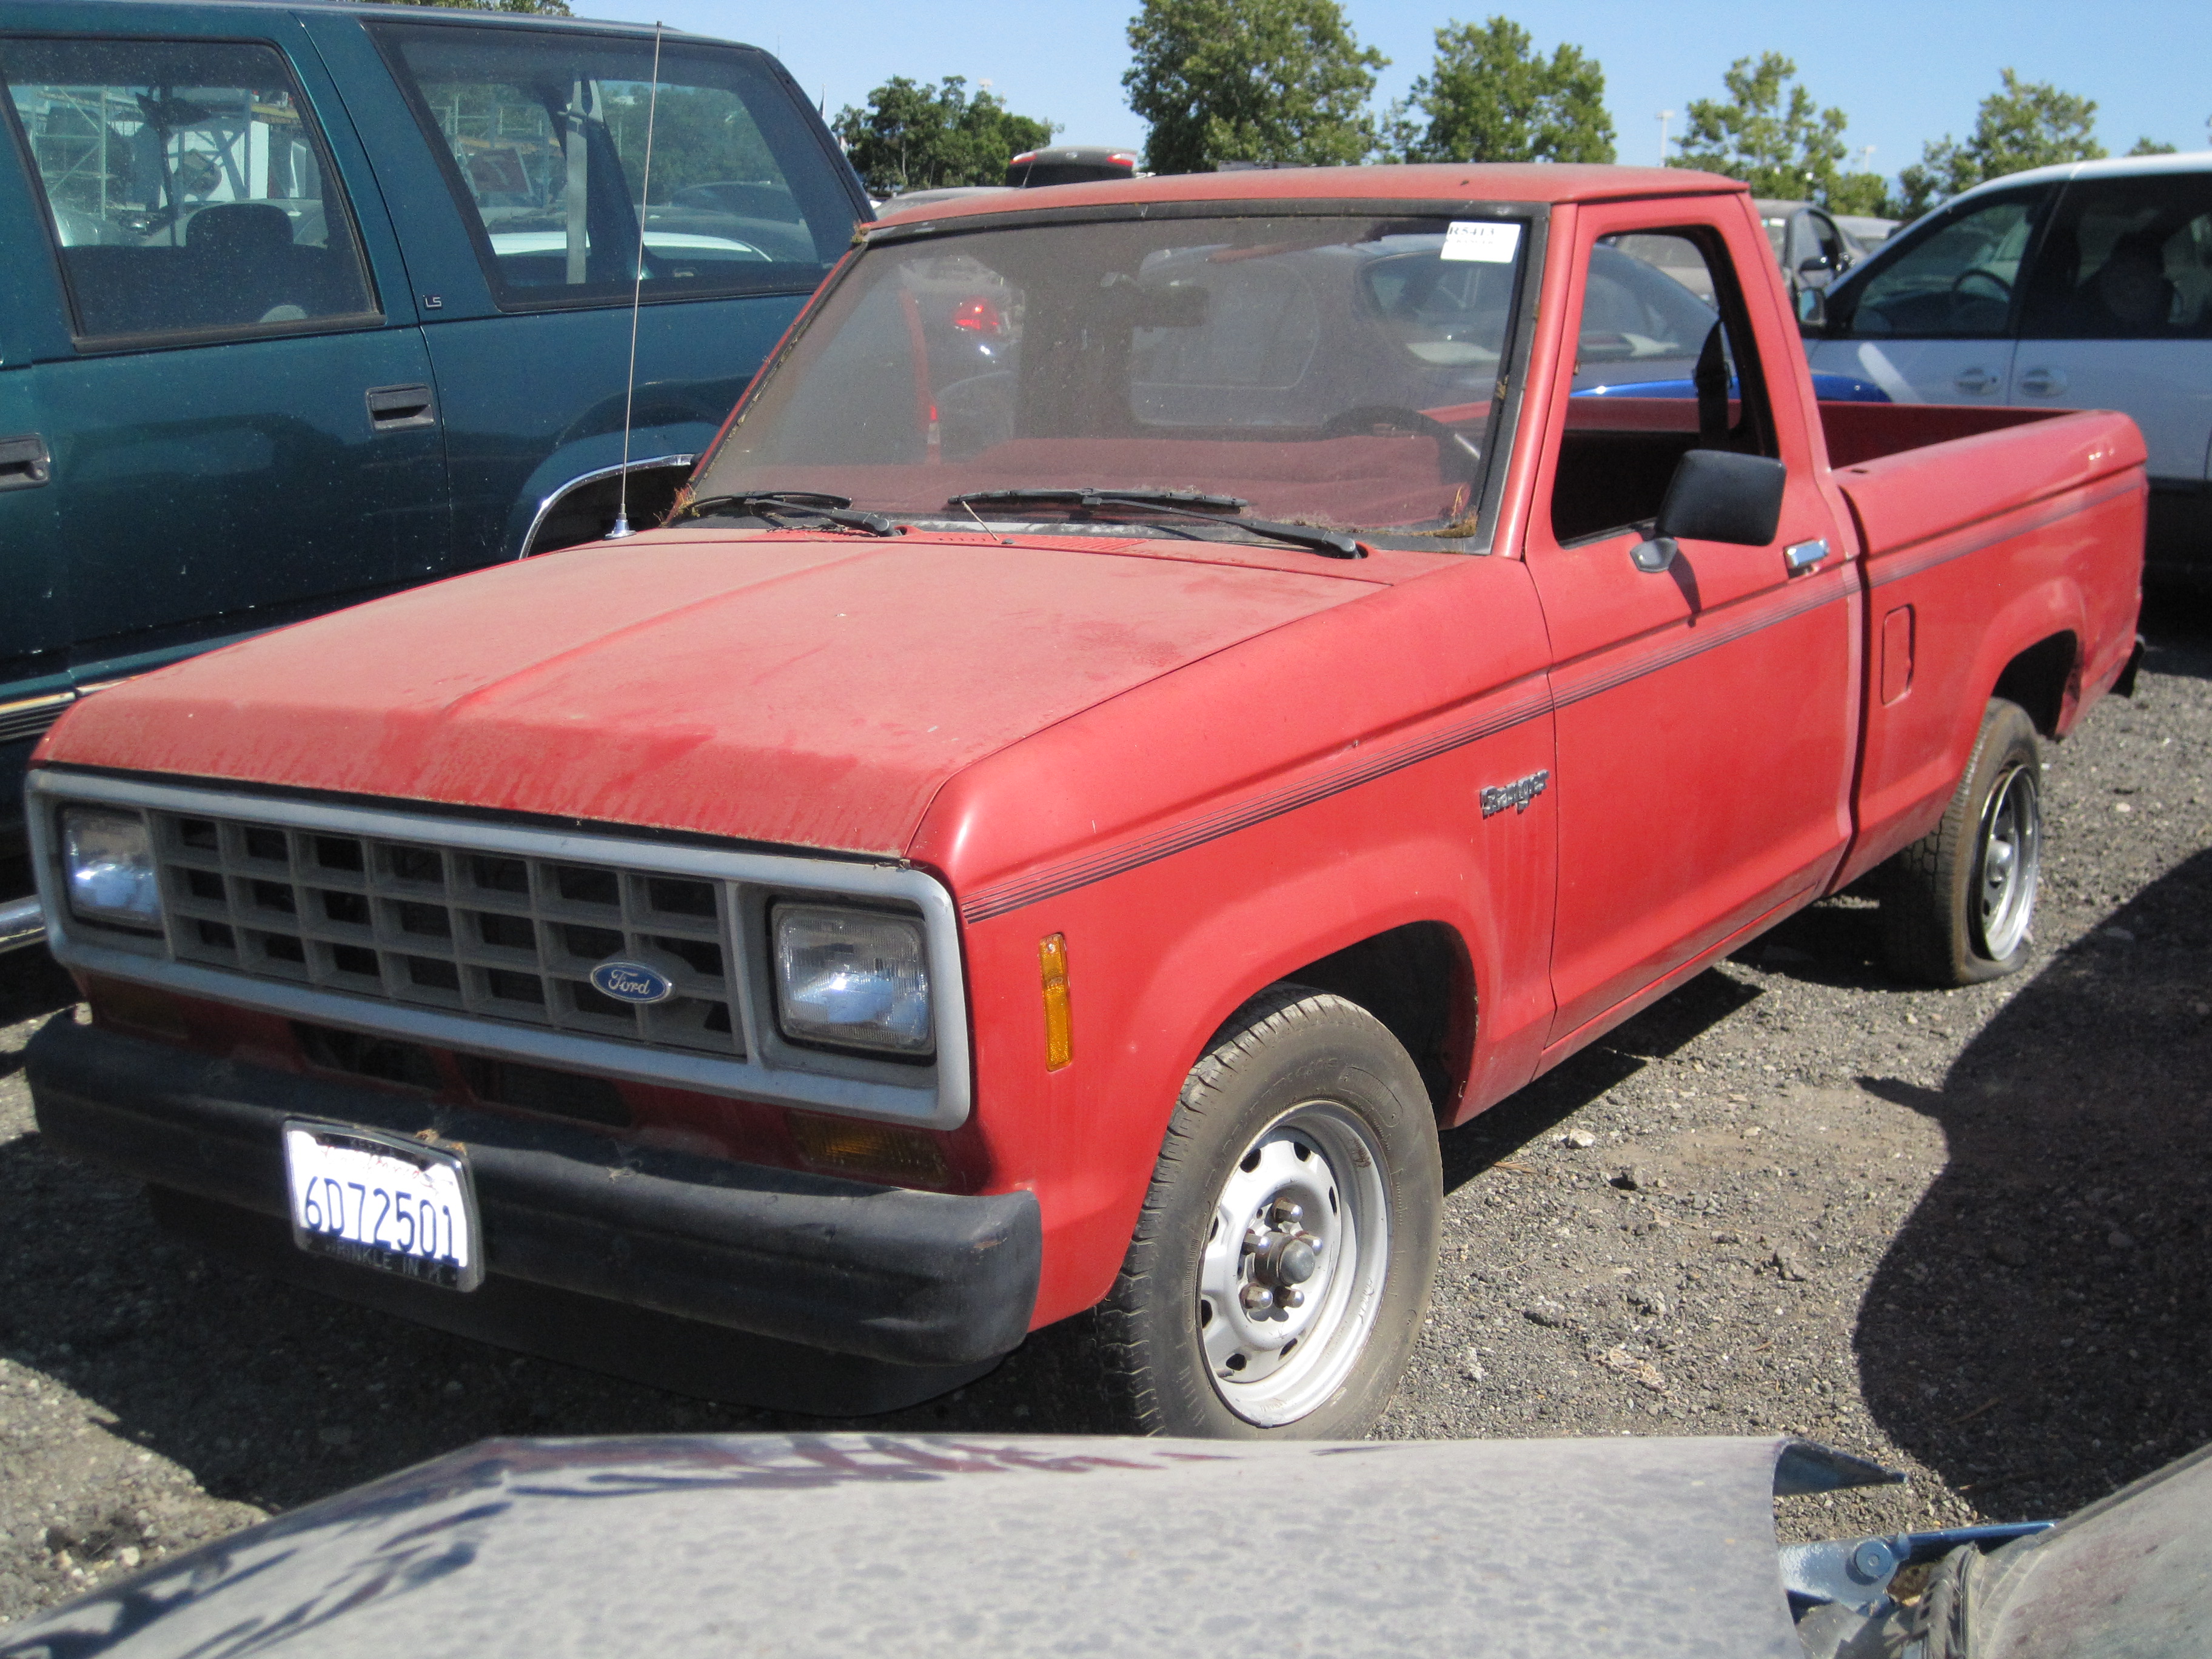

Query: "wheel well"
<box><xmin>1991</xmin><ymin>632</ymin><xmax>2077</xmax><ymax>737</ymax></box>
<box><xmin>1281</xmin><ymin>922</ymin><xmax>1472</xmax><ymax>1119</ymax></box>
<box><xmin>524</xmin><ymin>460</ymin><xmax>694</xmax><ymax>557</ymax></box>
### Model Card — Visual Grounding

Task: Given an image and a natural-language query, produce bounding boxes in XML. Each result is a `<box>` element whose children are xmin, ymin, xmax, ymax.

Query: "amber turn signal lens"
<box><xmin>786</xmin><ymin>1111</ymin><xmax>950</xmax><ymax>1185</ymax></box>
<box><xmin>1040</xmin><ymin>931</ymin><xmax>1072</xmax><ymax>1071</ymax></box>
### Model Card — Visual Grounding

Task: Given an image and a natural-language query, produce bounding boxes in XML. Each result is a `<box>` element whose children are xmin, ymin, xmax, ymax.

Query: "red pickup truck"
<box><xmin>24</xmin><ymin>165</ymin><xmax>2143</xmax><ymax>1438</ymax></box>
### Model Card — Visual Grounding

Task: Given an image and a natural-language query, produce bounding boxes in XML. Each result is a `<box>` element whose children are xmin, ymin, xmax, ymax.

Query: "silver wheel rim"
<box><xmin>1972</xmin><ymin>760</ymin><xmax>2040</xmax><ymax>960</ymax></box>
<box><xmin>1195</xmin><ymin>1101</ymin><xmax>1390</xmax><ymax>1427</ymax></box>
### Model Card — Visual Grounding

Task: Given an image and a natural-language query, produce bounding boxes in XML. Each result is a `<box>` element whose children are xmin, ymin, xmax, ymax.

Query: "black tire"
<box><xmin>1093</xmin><ymin>986</ymin><xmax>1442</xmax><ymax>1438</ymax></box>
<box><xmin>1880</xmin><ymin>698</ymin><xmax>2044</xmax><ymax>986</ymax></box>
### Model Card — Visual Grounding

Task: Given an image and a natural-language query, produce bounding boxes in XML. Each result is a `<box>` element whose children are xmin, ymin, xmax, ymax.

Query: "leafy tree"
<box><xmin>1381</xmin><ymin>17</ymin><xmax>1614</xmax><ymax>164</ymax></box>
<box><xmin>2128</xmin><ymin>137</ymin><xmax>2179</xmax><ymax>156</ymax></box>
<box><xmin>1895</xmin><ymin>70</ymin><xmax>2105</xmax><ymax>216</ymax></box>
<box><xmin>365</xmin><ymin>0</ymin><xmax>574</xmax><ymax>15</ymax></box>
<box><xmin>833</xmin><ymin>77</ymin><xmax>1055</xmax><ymax>195</ymax></box>
<box><xmin>1124</xmin><ymin>0</ymin><xmax>1384</xmax><ymax>173</ymax></box>
<box><xmin>1825</xmin><ymin>172</ymin><xmax>1895</xmax><ymax>217</ymax></box>
<box><xmin>1671</xmin><ymin>53</ymin><xmax>1848</xmax><ymax>202</ymax></box>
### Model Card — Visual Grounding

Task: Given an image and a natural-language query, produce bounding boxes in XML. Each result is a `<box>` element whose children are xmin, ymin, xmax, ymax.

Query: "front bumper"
<box><xmin>28</xmin><ymin>1018</ymin><xmax>1041</xmax><ymax>1376</ymax></box>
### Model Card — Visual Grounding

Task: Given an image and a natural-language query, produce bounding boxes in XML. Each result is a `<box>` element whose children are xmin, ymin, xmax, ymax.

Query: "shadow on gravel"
<box><xmin>2140</xmin><ymin>581</ymin><xmax>2212</xmax><ymax>676</ymax></box>
<box><xmin>1851</xmin><ymin>845</ymin><xmax>2212</xmax><ymax>1521</ymax></box>
<box><xmin>1438</xmin><ymin>969</ymin><xmax>1761</xmax><ymax>1193</ymax></box>
<box><xmin>0</xmin><ymin>948</ymin><xmax>77</xmax><ymax>1057</ymax></box>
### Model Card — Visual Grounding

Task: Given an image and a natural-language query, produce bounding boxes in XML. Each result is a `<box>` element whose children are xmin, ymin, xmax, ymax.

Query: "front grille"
<box><xmin>152</xmin><ymin>809</ymin><xmax>742</xmax><ymax>1056</ymax></box>
<box><xmin>0</xmin><ymin>692</ymin><xmax>74</xmax><ymax>746</ymax></box>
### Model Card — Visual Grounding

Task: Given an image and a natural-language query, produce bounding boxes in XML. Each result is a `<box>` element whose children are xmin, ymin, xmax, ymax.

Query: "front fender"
<box><xmin>502</xmin><ymin>424</ymin><xmax>711</xmax><ymax>559</ymax></box>
<box><xmin>961</xmin><ymin>743</ymin><xmax>1557</xmax><ymax>1329</ymax></box>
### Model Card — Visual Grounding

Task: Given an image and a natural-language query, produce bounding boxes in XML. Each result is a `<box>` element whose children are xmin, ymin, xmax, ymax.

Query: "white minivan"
<box><xmin>1809</xmin><ymin>152</ymin><xmax>2212</xmax><ymax>583</ymax></box>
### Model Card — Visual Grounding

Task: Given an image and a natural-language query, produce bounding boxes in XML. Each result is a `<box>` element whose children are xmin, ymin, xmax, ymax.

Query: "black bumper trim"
<box><xmin>28</xmin><ymin>1017</ymin><xmax>1040</xmax><ymax>1370</ymax></box>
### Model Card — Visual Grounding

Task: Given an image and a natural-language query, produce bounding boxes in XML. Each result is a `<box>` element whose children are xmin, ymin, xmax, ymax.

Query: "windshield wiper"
<box><xmin>674</xmin><ymin>491</ymin><xmax>897</xmax><ymax>538</ymax></box>
<box><xmin>948</xmin><ymin>488</ymin><xmax>1365</xmax><ymax>560</ymax></box>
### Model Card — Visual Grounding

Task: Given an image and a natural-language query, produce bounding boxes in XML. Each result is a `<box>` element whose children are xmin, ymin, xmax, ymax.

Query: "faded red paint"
<box><xmin>36</xmin><ymin>172</ymin><xmax>2147</xmax><ymax>1348</ymax></box>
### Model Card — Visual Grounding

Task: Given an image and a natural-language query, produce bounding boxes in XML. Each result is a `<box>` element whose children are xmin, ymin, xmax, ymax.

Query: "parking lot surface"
<box><xmin>3</xmin><ymin>597</ymin><xmax>2208</xmax><ymax>1623</ymax></box>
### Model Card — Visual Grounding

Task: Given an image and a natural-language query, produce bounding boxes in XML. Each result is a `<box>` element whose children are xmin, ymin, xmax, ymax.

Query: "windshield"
<box><xmin>692</xmin><ymin>213</ymin><xmax>1530</xmax><ymax>538</ymax></box>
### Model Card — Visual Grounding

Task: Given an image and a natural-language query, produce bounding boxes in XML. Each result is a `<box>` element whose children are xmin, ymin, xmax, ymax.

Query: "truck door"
<box><xmin>1527</xmin><ymin>206</ymin><xmax>1857</xmax><ymax>1047</ymax></box>
<box><xmin>0</xmin><ymin>95</ymin><xmax>65</xmax><ymax>852</ymax></box>
<box><xmin>0</xmin><ymin>24</ymin><xmax>447</xmax><ymax>667</ymax></box>
<box><xmin>351</xmin><ymin>18</ymin><xmax>863</xmax><ymax>563</ymax></box>
<box><xmin>1808</xmin><ymin>185</ymin><xmax>2051</xmax><ymax>404</ymax></box>
<box><xmin>2007</xmin><ymin>169</ymin><xmax>2212</xmax><ymax>573</ymax></box>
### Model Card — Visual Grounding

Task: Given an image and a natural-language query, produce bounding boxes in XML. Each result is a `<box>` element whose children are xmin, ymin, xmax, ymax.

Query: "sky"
<box><xmin>577</xmin><ymin>0</ymin><xmax>2212</xmax><ymax>184</ymax></box>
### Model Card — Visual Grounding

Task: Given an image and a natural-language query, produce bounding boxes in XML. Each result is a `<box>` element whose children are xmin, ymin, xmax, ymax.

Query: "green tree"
<box><xmin>1895</xmin><ymin>70</ymin><xmax>2105</xmax><ymax>216</ymax></box>
<box><xmin>1381</xmin><ymin>16</ymin><xmax>1614</xmax><ymax>164</ymax></box>
<box><xmin>833</xmin><ymin>77</ymin><xmax>1055</xmax><ymax>195</ymax></box>
<box><xmin>1124</xmin><ymin>0</ymin><xmax>1384</xmax><ymax>173</ymax></box>
<box><xmin>364</xmin><ymin>0</ymin><xmax>574</xmax><ymax>15</ymax></box>
<box><xmin>2127</xmin><ymin>137</ymin><xmax>2178</xmax><ymax>156</ymax></box>
<box><xmin>1825</xmin><ymin>172</ymin><xmax>1895</xmax><ymax>216</ymax></box>
<box><xmin>1671</xmin><ymin>53</ymin><xmax>1848</xmax><ymax>202</ymax></box>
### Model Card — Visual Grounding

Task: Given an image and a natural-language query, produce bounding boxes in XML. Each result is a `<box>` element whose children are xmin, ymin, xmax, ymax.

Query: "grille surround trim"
<box><xmin>28</xmin><ymin>769</ymin><xmax>970</xmax><ymax>1129</ymax></box>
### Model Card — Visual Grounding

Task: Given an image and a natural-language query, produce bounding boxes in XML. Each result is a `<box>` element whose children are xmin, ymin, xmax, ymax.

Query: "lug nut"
<box><xmin>1241</xmin><ymin>1283</ymin><xmax>1275</xmax><ymax>1313</ymax></box>
<box><xmin>1280</xmin><ymin>1287</ymin><xmax>1305</xmax><ymax>1310</ymax></box>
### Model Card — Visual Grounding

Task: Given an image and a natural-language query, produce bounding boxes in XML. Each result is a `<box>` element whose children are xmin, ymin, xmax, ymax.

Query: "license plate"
<box><xmin>282</xmin><ymin>1120</ymin><xmax>483</xmax><ymax>1292</ymax></box>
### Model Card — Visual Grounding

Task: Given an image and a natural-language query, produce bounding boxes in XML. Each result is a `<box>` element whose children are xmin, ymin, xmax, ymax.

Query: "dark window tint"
<box><xmin>1</xmin><ymin>37</ymin><xmax>377</xmax><ymax>341</ymax></box>
<box><xmin>1834</xmin><ymin>189</ymin><xmax>2047</xmax><ymax>340</ymax></box>
<box><xmin>374</xmin><ymin>24</ymin><xmax>851</xmax><ymax>309</ymax></box>
<box><xmin>1554</xmin><ymin>232</ymin><xmax>1776</xmax><ymax>544</ymax></box>
<box><xmin>2019</xmin><ymin>172</ymin><xmax>2212</xmax><ymax>339</ymax></box>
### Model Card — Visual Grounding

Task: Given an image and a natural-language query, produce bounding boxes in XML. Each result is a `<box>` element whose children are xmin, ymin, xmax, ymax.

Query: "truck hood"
<box><xmin>39</xmin><ymin>530</ymin><xmax>1382</xmax><ymax>856</ymax></box>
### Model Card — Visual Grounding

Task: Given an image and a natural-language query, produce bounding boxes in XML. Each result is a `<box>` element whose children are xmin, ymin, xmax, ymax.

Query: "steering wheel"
<box><xmin>1323</xmin><ymin>405</ymin><xmax>1450</xmax><ymax>438</ymax></box>
<box><xmin>1950</xmin><ymin>267</ymin><xmax>2013</xmax><ymax>305</ymax></box>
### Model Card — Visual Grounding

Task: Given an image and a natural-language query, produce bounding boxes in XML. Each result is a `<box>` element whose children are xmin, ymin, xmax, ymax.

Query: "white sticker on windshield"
<box><xmin>1441</xmin><ymin>220</ymin><xmax>1522</xmax><ymax>263</ymax></box>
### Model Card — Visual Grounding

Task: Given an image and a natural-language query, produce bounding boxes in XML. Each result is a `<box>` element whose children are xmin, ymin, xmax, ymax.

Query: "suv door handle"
<box><xmin>1953</xmin><ymin>367</ymin><xmax>1997</xmax><ymax>394</ymax></box>
<box><xmin>365</xmin><ymin>384</ymin><xmax>436</xmax><ymax>430</ymax></box>
<box><xmin>0</xmin><ymin>433</ymin><xmax>51</xmax><ymax>491</ymax></box>
<box><xmin>2017</xmin><ymin>367</ymin><xmax>2068</xmax><ymax>397</ymax></box>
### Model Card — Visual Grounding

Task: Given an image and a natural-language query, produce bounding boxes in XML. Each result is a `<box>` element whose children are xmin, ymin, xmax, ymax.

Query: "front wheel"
<box><xmin>1093</xmin><ymin>987</ymin><xmax>1442</xmax><ymax>1438</ymax></box>
<box><xmin>1881</xmin><ymin>698</ymin><xmax>2044</xmax><ymax>985</ymax></box>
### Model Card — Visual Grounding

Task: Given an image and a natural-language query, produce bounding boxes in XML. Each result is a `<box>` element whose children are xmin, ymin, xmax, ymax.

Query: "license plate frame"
<box><xmin>281</xmin><ymin>1119</ymin><xmax>484</xmax><ymax>1292</ymax></box>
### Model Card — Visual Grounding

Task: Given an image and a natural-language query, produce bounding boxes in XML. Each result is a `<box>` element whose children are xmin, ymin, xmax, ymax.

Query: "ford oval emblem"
<box><xmin>588</xmin><ymin>960</ymin><xmax>675</xmax><ymax>1005</ymax></box>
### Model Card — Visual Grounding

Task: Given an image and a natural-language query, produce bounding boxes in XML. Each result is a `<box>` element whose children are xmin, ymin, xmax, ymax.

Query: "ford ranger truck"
<box><xmin>22</xmin><ymin>164</ymin><xmax>2145</xmax><ymax>1437</ymax></box>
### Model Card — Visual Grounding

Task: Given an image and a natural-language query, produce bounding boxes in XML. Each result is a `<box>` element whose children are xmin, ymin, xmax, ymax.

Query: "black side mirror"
<box><xmin>1797</xmin><ymin>255</ymin><xmax>1832</xmax><ymax>276</ymax></box>
<box><xmin>1630</xmin><ymin>449</ymin><xmax>1788</xmax><ymax>572</ymax></box>
<box><xmin>1797</xmin><ymin>283</ymin><xmax>1828</xmax><ymax>330</ymax></box>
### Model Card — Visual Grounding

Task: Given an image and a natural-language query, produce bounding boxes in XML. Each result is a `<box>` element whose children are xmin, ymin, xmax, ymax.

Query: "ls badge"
<box><xmin>1481</xmin><ymin>769</ymin><xmax>1550</xmax><ymax>818</ymax></box>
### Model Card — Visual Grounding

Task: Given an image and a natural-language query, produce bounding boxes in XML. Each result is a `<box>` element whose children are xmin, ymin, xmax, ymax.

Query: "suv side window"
<box><xmin>2019</xmin><ymin>172</ymin><xmax>2212</xmax><ymax>339</ymax></box>
<box><xmin>1552</xmin><ymin>230</ymin><xmax>1777</xmax><ymax>544</ymax></box>
<box><xmin>374</xmin><ymin>24</ymin><xmax>851</xmax><ymax>309</ymax></box>
<box><xmin>1</xmin><ymin>36</ymin><xmax>378</xmax><ymax>343</ymax></box>
<box><xmin>1830</xmin><ymin>189</ymin><xmax>2048</xmax><ymax>339</ymax></box>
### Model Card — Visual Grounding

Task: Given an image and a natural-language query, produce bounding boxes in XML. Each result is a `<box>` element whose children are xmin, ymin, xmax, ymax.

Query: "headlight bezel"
<box><xmin>59</xmin><ymin>805</ymin><xmax>164</xmax><ymax>934</ymax></box>
<box><xmin>772</xmin><ymin>900</ymin><xmax>936</xmax><ymax>1059</ymax></box>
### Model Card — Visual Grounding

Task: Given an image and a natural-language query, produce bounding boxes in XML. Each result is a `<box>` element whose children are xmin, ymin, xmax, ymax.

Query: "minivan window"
<box><xmin>2018</xmin><ymin>172</ymin><xmax>2212</xmax><ymax>339</ymax></box>
<box><xmin>1</xmin><ymin>36</ymin><xmax>377</xmax><ymax>342</ymax></box>
<box><xmin>1834</xmin><ymin>189</ymin><xmax>2048</xmax><ymax>338</ymax></box>
<box><xmin>374</xmin><ymin>24</ymin><xmax>851</xmax><ymax>308</ymax></box>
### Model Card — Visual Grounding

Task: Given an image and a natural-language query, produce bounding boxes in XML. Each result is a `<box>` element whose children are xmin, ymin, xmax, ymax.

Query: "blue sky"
<box><xmin>581</xmin><ymin>0</ymin><xmax>2211</xmax><ymax>183</ymax></box>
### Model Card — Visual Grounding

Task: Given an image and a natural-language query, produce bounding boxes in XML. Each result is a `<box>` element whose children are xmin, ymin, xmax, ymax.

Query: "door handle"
<box><xmin>365</xmin><ymin>383</ymin><xmax>436</xmax><ymax>431</ymax></box>
<box><xmin>1784</xmin><ymin>538</ymin><xmax>1828</xmax><ymax>575</ymax></box>
<box><xmin>2017</xmin><ymin>367</ymin><xmax>2068</xmax><ymax>397</ymax></box>
<box><xmin>0</xmin><ymin>433</ymin><xmax>51</xmax><ymax>491</ymax></box>
<box><xmin>1953</xmin><ymin>367</ymin><xmax>1996</xmax><ymax>394</ymax></box>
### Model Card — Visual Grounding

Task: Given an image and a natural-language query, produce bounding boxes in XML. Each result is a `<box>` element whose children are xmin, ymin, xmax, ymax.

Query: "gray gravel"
<box><xmin>4</xmin><ymin>592</ymin><xmax>2208</xmax><ymax>1623</ymax></box>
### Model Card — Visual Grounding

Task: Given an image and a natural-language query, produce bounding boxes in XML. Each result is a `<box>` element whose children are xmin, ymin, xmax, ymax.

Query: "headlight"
<box><xmin>773</xmin><ymin>904</ymin><xmax>933</xmax><ymax>1056</ymax></box>
<box><xmin>61</xmin><ymin>807</ymin><xmax>163</xmax><ymax>931</ymax></box>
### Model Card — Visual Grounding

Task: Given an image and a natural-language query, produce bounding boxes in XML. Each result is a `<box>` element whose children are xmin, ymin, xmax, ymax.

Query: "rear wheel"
<box><xmin>1881</xmin><ymin>699</ymin><xmax>2043</xmax><ymax>985</ymax></box>
<box><xmin>1093</xmin><ymin>987</ymin><xmax>1441</xmax><ymax>1438</ymax></box>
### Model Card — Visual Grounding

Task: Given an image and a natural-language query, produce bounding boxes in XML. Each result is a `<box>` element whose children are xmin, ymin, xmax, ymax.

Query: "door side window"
<box><xmin>1831</xmin><ymin>190</ymin><xmax>2046</xmax><ymax>339</ymax></box>
<box><xmin>374</xmin><ymin>24</ymin><xmax>852</xmax><ymax>309</ymax></box>
<box><xmin>2018</xmin><ymin>173</ymin><xmax>2212</xmax><ymax>340</ymax></box>
<box><xmin>1</xmin><ymin>36</ymin><xmax>377</xmax><ymax>343</ymax></box>
<box><xmin>1552</xmin><ymin>230</ymin><xmax>1777</xmax><ymax>545</ymax></box>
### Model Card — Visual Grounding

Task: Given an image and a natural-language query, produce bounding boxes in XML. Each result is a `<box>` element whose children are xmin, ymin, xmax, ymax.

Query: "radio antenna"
<box><xmin>607</xmin><ymin>21</ymin><xmax>664</xmax><ymax>539</ymax></box>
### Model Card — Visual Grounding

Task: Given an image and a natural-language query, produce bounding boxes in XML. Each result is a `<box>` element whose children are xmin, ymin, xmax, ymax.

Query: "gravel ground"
<box><xmin>3</xmin><ymin>593</ymin><xmax>2208</xmax><ymax>1623</ymax></box>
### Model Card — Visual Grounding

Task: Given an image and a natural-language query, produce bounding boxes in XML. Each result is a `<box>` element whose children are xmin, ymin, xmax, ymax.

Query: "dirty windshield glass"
<box><xmin>693</xmin><ymin>213</ymin><xmax>1529</xmax><ymax>537</ymax></box>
